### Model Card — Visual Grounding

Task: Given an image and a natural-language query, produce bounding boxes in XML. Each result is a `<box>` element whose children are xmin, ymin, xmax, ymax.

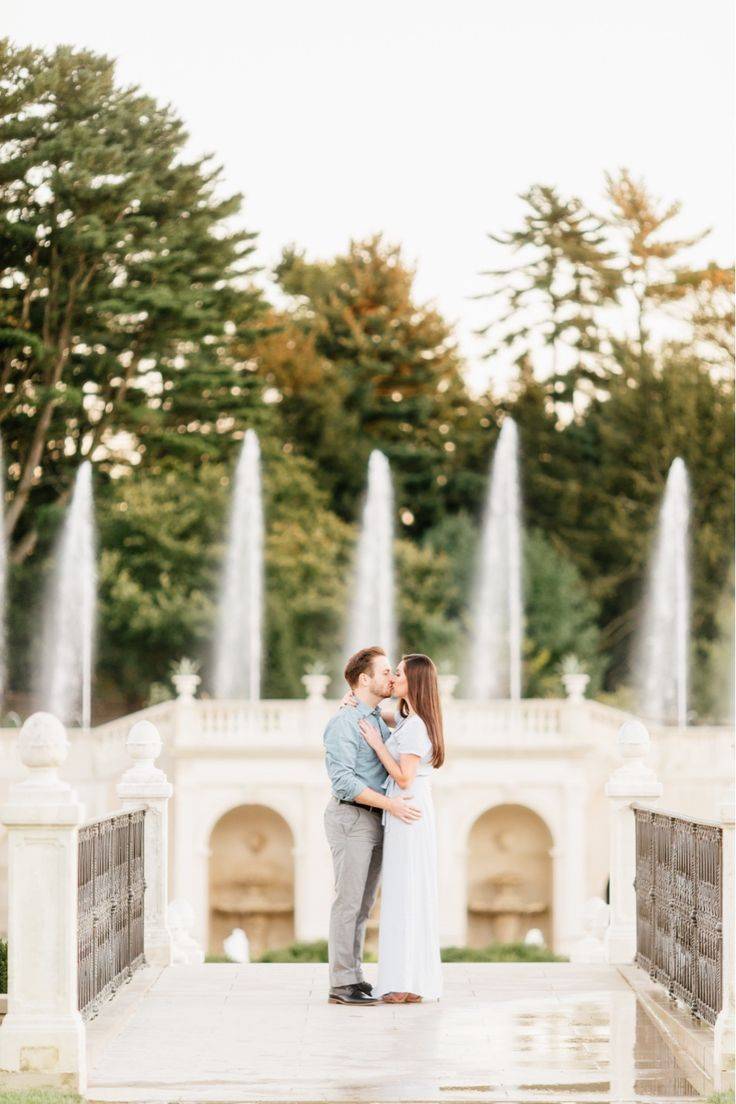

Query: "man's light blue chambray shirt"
<box><xmin>323</xmin><ymin>700</ymin><xmax>390</xmax><ymax>802</ymax></box>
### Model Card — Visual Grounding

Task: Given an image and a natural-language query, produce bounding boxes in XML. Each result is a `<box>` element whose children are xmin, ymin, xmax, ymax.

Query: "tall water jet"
<box><xmin>638</xmin><ymin>457</ymin><xmax>690</xmax><ymax>726</ymax></box>
<box><xmin>214</xmin><ymin>430</ymin><xmax>264</xmax><ymax>700</ymax></box>
<box><xmin>469</xmin><ymin>418</ymin><xmax>523</xmax><ymax>700</ymax></box>
<box><xmin>346</xmin><ymin>450</ymin><xmax>396</xmax><ymax>662</ymax></box>
<box><xmin>40</xmin><ymin>461</ymin><xmax>97</xmax><ymax>727</ymax></box>
<box><xmin>0</xmin><ymin>436</ymin><xmax>6</xmax><ymax>707</ymax></box>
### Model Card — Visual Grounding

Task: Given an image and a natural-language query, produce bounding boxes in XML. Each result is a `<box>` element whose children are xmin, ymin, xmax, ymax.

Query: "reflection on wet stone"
<box><xmin>86</xmin><ymin>964</ymin><xmax>705</xmax><ymax>1102</ymax></box>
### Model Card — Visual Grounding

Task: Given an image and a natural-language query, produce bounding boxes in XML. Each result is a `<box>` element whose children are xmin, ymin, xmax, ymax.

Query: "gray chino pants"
<box><xmin>324</xmin><ymin>796</ymin><xmax>384</xmax><ymax>988</ymax></box>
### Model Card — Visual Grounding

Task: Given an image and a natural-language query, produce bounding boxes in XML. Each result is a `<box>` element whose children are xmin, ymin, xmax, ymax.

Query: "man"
<box><xmin>323</xmin><ymin>646</ymin><xmax>421</xmax><ymax>1005</ymax></box>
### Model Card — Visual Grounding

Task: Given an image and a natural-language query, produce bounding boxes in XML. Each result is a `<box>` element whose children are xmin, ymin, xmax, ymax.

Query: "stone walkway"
<box><xmin>85</xmin><ymin>963</ymin><xmax>705</xmax><ymax>1103</ymax></box>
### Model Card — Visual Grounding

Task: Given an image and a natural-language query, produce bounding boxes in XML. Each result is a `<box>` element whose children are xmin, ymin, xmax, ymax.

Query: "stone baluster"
<box><xmin>0</xmin><ymin>713</ymin><xmax>86</xmax><ymax>1091</ymax></box>
<box><xmin>714</xmin><ymin>800</ymin><xmax>735</xmax><ymax>1090</ymax></box>
<box><xmin>604</xmin><ymin>718</ymin><xmax>663</xmax><ymax>963</ymax></box>
<box><xmin>116</xmin><ymin>720</ymin><xmax>173</xmax><ymax>966</ymax></box>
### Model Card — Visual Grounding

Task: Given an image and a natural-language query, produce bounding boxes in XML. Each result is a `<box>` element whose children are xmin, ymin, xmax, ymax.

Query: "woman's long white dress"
<box><xmin>376</xmin><ymin>713</ymin><xmax>443</xmax><ymax>1000</ymax></box>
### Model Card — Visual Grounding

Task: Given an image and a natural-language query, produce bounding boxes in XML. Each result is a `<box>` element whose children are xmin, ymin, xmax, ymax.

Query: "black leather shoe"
<box><xmin>328</xmin><ymin>984</ymin><xmax>379</xmax><ymax>1005</ymax></box>
<box><xmin>354</xmin><ymin>981</ymin><xmax>375</xmax><ymax>997</ymax></box>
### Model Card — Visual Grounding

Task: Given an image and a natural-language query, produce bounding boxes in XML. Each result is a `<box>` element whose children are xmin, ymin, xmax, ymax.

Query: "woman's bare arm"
<box><xmin>359</xmin><ymin>719</ymin><xmax>419</xmax><ymax>789</ymax></box>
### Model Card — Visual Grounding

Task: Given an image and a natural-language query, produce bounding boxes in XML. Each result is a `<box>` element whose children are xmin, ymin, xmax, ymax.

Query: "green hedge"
<box><xmin>0</xmin><ymin>939</ymin><xmax>6</xmax><ymax>993</ymax></box>
<box><xmin>441</xmin><ymin>942</ymin><xmax>567</xmax><ymax>963</ymax></box>
<box><xmin>0</xmin><ymin>1093</ymin><xmax>84</xmax><ymax>1104</ymax></box>
<box><xmin>208</xmin><ymin>940</ymin><xmax>567</xmax><ymax>964</ymax></box>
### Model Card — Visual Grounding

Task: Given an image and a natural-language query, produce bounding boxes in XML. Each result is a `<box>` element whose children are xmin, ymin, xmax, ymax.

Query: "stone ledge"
<box><xmin>618</xmin><ymin>962</ymin><xmax>717</xmax><ymax>1095</ymax></box>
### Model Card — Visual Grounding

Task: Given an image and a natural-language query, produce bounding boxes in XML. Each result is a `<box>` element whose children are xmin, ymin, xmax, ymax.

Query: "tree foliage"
<box><xmin>0</xmin><ymin>41</ymin><xmax>732</xmax><ymax>716</ymax></box>
<box><xmin>0</xmin><ymin>39</ymin><xmax>265</xmax><ymax>564</ymax></box>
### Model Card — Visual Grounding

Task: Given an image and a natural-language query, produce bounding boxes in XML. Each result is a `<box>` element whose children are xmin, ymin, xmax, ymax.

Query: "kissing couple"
<box><xmin>322</xmin><ymin>646</ymin><xmax>445</xmax><ymax>1005</ymax></box>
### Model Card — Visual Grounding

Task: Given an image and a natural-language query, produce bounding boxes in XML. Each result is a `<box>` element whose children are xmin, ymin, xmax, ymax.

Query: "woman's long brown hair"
<box><xmin>399</xmin><ymin>653</ymin><xmax>445</xmax><ymax>768</ymax></box>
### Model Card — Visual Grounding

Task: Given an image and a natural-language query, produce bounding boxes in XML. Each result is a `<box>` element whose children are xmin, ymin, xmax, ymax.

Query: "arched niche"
<box><xmin>466</xmin><ymin>803</ymin><xmax>554</xmax><ymax>949</ymax></box>
<box><xmin>208</xmin><ymin>803</ymin><xmax>295</xmax><ymax>958</ymax></box>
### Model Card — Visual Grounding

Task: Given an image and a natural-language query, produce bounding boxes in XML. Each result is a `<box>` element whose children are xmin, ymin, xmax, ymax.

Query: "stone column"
<box><xmin>557</xmin><ymin>778</ymin><xmax>587</xmax><ymax>956</ymax></box>
<box><xmin>604</xmin><ymin>719</ymin><xmax>662</xmax><ymax>964</ymax></box>
<box><xmin>714</xmin><ymin>800</ymin><xmax>735</xmax><ymax>1090</ymax></box>
<box><xmin>0</xmin><ymin>713</ymin><xmax>86</xmax><ymax>1092</ymax></box>
<box><xmin>116</xmin><ymin>720</ymin><xmax>173</xmax><ymax>966</ymax></box>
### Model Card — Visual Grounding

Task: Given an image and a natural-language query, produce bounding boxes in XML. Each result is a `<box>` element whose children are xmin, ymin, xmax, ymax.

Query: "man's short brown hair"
<box><xmin>344</xmin><ymin>646</ymin><xmax>386</xmax><ymax>688</ymax></box>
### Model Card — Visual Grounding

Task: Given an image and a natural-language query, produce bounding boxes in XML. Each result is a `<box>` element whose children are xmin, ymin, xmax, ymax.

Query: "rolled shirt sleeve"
<box><xmin>323</xmin><ymin>711</ymin><xmax>365</xmax><ymax>801</ymax></box>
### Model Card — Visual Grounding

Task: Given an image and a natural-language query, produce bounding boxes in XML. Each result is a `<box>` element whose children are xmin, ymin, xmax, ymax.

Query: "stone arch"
<box><xmin>208</xmin><ymin>804</ymin><xmax>295</xmax><ymax>959</ymax></box>
<box><xmin>466</xmin><ymin>803</ymin><xmax>554</xmax><ymax>949</ymax></box>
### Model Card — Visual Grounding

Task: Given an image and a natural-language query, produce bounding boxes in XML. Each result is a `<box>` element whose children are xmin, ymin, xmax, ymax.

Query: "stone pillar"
<box><xmin>0</xmin><ymin>713</ymin><xmax>86</xmax><ymax>1092</ymax></box>
<box><xmin>116</xmin><ymin>720</ymin><xmax>173</xmax><ymax>966</ymax></box>
<box><xmin>714</xmin><ymin>800</ymin><xmax>735</xmax><ymax>1090</ymax></box>
<box><xmin>556</xmin><ymin>779</ymin><xmax>587</xmax><ymax>956</ymax></box>
<box><xmin>604</xmin><ymin>719</ymin><xmax>662</xmax><ymax>964</ymax></box>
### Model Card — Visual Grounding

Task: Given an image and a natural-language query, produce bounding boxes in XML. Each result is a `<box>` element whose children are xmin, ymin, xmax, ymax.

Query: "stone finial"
<box><xmin>301</xmin><ymin>672</ymin><xmax>330</xmax><ymax>703</ymax></box>
<box><xmin>605</xmin><ymin>719</ymin><xmax>662</xmax><ymax>797</ymax></box>
<box><xmin>13</xmin><ymin>712</ymin><xmax>73</xmax><ymax>802</ymax></box>
<box><xmin>120</xmin><ymin>720</ymin><xmax>166</xmax><ymax>785</ymax></box>
<box><xmin>562</xmin><ymin>671</ymin><xmax>590</xmax><ymax>702</ymax></box>
<box><xmin>616</xmin><ymin>718</ymin><xmax>650</xmax><ymax>755</ymax></box>
<box><xmin>173</xmin><ymin>672</ymin><xmax>201</xmax><ymax>701</ymax></box>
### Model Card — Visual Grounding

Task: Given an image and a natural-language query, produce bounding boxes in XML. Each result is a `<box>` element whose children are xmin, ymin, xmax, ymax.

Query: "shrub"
<box><xmin>441</xmin><ymin>942</ymin><xmax>567</xmax><ymax>963</ymax></box>
<box><xmin>258</xmin><ymin>940</ymin><xmax>329</xmax><ymax>963</ymax></box>
<box><xmin>251</xmin><ymin>939</ymin><xmax>566</xmax><ymax>964</ymax></box>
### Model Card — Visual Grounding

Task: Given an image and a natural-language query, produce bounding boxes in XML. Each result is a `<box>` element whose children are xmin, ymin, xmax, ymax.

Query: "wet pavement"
<box><xmin>86</xmin><ymin>963</ymin><xmax>705</xmax><ymax>1102</ymax></box>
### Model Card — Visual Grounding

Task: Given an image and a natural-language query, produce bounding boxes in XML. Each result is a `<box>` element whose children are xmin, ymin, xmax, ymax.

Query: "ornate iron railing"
<box><xmin>78</xmin><ymin>808</ymin><xmax>146</xmax><ymax>1019</ymax></box>
<box><xmin>633</xmin><ymin>804</ymin><xmax>722</xmax><ymax>1024</ymax></box>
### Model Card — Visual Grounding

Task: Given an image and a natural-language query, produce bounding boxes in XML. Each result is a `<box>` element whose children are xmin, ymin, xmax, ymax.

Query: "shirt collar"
<box><xmin>355</xmin><ymin>700</ymin><xmax>381</xmax><ymax>718</ymax></box>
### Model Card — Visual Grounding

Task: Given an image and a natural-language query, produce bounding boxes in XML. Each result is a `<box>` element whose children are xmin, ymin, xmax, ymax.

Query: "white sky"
<box><xmin>4</xmin><ymin>0</ymin><xmax>734</xmax><ymax>393</ymax></box>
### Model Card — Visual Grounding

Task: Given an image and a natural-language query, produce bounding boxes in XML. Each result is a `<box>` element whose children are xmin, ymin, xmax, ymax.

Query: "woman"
<box><xmin>358</xmin><ymin>653</ymin><xmax>445</xmax><ymax>1003</ymax></box>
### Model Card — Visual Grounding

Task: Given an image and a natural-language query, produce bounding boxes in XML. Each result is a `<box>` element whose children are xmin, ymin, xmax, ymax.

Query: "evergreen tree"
<box><xmin>477</xmin><ymin>184</ymin><xmax>622</xmax><ymax>406</ymax></box>
<box><xmin>604</xmin><ymin>168</ymin><xmax>710</xmax><ymax>358</ymax></box>
<box><xmin>523</xmin><ymin>529</ymin><xmax>603</xmax><ymax>697</ymax></box>
<box><xmin>0</xmin><ymin>40</ymin><xmax>266</xmax><ymax>563</ymax></box>
<box><xmin>575</xmin><ymin>354</ymin><xmax>734</xmax><ymax>690</ymax></box>
<box><xmin>274</xmin><ymin>236</ymin><xmax>491</xmax><ymax>532</ymax></box>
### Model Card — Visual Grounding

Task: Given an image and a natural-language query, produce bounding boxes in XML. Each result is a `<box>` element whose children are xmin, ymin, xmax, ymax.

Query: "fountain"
<box><xmin>0</xmin><ymin>436</ymin><xmax>6</xmax><ymax>707</ymax></box>
<box><xmin>469</xmin><ymin>418</ymin><xmax>523</xmax><ymax>700</ymax></box>
<box><xmin>213</xmin><ymin>430</ymin><xmax>264</xmax><ymax>700</ymax></box>
<box><xmin>346</xmin><ymin>450</ymin><xmax>396</xmax><ymax>662</ymax></box>
<box><xmin>39</xmin><ymin>461</ymin><xmax>97</xmax><ymax>728</ymax></box>
<box><xmin>638</xmin><ymin>457</ymin><xmax>690</xmax><ymax>726</ymax></box>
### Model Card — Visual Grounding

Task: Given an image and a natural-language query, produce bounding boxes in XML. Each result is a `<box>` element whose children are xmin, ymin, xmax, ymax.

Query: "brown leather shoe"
<box><xmin>382</xmin><ymin>991</ymin><xmax>408</xmax><ymax>1003</ymax></box>
<box><xmin>405</xmin><ymin>993</ymin><xmax>423</xmax><ymax>1002</ymax></box>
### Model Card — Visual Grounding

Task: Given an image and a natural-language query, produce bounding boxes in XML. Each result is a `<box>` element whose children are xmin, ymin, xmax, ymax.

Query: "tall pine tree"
<box><xmin>0</xmin><ymin>40</ymin><xmax>266</xmax><ymax>562</ymax></box>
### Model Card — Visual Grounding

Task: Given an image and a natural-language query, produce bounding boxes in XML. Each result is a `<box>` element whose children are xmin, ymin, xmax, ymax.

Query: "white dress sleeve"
<box><xmin>397</xmin><ymin>715</ymin><xmax>431</xmax><ymax>758</ymax></box>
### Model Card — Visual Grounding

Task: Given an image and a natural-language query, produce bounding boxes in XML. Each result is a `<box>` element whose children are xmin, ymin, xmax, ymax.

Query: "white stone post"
<box><xmin>604</xmin><ymin>719</ymin><xmax>662</xmax><ymax>964</ymax></box>
<box><xmin>173</xmin><ymin>669</ymin><xmax>200</xmax><ymax>748</ymax></box>
<box><xmin>0</xmin><ymin>713</ymin><xmax>86</xmax><ymax>1092</ymax></box>
<box><xmin>116</xmin><ymin>721</ymin><xmax>173</xmax><ymax>966</ymax></box>
<box><xmin>714</xmin><ymin>800</ymin><xmax>735</xmax><ymax>1090</ymax></box>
